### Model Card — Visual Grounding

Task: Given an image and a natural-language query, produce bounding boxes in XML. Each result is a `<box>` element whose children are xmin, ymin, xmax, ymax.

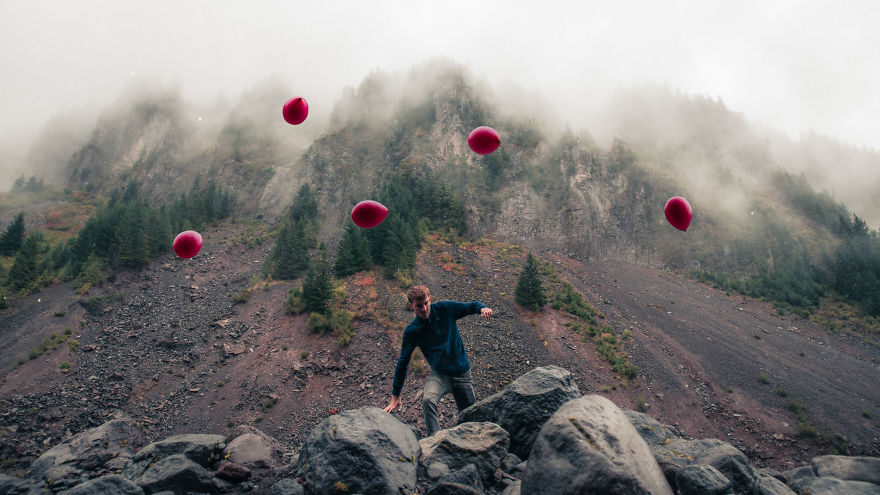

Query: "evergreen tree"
<box><xmin>270</xmin><ymin>221</ymin><xmax>310</xmax><ymax>280</ymax></box>
<box><xmin>302</xmin><ymin>249</ymin><xmax>333</xmax><ymax>315</ymax></box>
<box><xmin>7</xmin><ymin>234</ymin><xmax>40</xmax><ymax>291</ymax></box>
<box><xmin>515</xmin><ymin>253</ymin><xmax>546</xmax><ymax>311</ymax></box>
<box><xmin>334</xmin><ymin>222</ymin><xmax>372</xmax><ymax>276</ymax></box>
<box><xmin>290</xmin><ymin>184</ymin><xmax>319</xmax><ymax>225</ymax></box>
<box><xmin>0</xmin><ymin>212</ymin><xmax>25</xmax><ymax>256</ymax></box>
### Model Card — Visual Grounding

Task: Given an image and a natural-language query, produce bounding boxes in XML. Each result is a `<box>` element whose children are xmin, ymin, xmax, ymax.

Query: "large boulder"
<box><xmin>29</xmin><ymin>417</ymin><xmax>145</xmax><ymax>483</ymax></box>
<box><xmin>435</xmin><ymin>463</ymin><xmax>483</xmax><ymax>492</ymax></box>
<box><xmin>135</xmin><ymin>454</ymin><xmax>228</xmax><ymax>494</ymax></box>
<box><xmin>623</xmin><ymin>409</ymin><xmax>682</xmax><ymax>448</ymax></box>
<box><xmin>122</xmin><ymin>434</ymin><xmax>225</xmax><ymax>480</ymax></box>
<box><xmin>271</xmin><ymin>478</ymin><xmax>306</xmax><ymax>495</ymax></box>
<box><xmin>457</xmin><ymin>366</ymin><xmax>580</xmax><ymax>459</ymax></box>
<box><xmin>420</xmin><ymin>422</ymin><xmax>509</xmax><ymax>484</ymax></box>
<box><xmin>796</xmin><ymin>477</ymin><xmax>880</xmax><ymax>494</ymax></box>
<box><xmin>783</xmin><ymin>465</ymin><xmax>816</xmax><ymax>492</ymax></box>
<box><xmin>674</xmin><ymin>464</ymin><xmax>732</xmax><ymax>495</ymax></box>
<box><xmin>0</xmin><ymin>474</ymin><xmax>36</xmax><ymax>494</ymax></box>
<box><xmin>425</xmin><ymin>482</ymin><xmax>484</xmax><ymax>495</ymax></box>
<box><xmin>59</xmin><ymin>474</ymin><xmax>144</xmax><ymax>495</ymax></box>
<box><xmin>521</xmin><ymin>395</ymin><xmax>674</xmax><ymax>495</ymax></box>
<box><xmin>296</xmin><ymin>406</ymin><xmax>420</xmax><ymax>495</ymax></box>
<box><xmin>753</xmin><ymin>474</ymin><xmax>796</xmax><ymax>495</ymax></box>
<box><xmin>811</xmin><ymin>455</ymin><xmax>880</xmax><ymax>485</ymax></box>
<box><xmin>223</xmin><ymin>426</ymin><xmax>284</xmax><ymax>469</ymax></box>
<box><xmin>652</xmin><ymin>437</ymin><xmax>757</xmax><ymax>493</ymax></box>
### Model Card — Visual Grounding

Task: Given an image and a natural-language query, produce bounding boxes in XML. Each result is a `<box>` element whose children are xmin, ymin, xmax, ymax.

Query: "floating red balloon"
<box><xmin>282</xmin><ymin>97</ymin><xmax>309</xmax><ymax>125</ymax></box>
<box><xmin>351</xmin><ymin>200</ymin><xmax>389</xmax><ymax>229</ymax></box>
<box><xmin>664</xmin><ymin>196</ymin><xmax>693</xmax><ymax>232</ymax></box>
<box><xmin>468</xmin><ymin>126</ymin><xmax>501</xmax><ymax>155</ymax></box>
<box><xmin>173</xmin><ymin>230</ymin><xmax>203</xmax><ymax>259</ymax></box>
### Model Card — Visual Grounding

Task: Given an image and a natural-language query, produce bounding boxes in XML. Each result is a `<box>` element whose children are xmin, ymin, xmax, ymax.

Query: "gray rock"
<box><xmin>224</xmin><ymin>426</ymin><xmax>284</xmax><ymax>469</ymax></box>
<box><xmin>758</xmin><ymin>467</ymin><xmax>788</xmax><ymax>483</ymax></box>
<box><xmin>420</xmin><ymin>422</ymin><xmax>509</xmax><ymax>484</ymax></box>
<box><xmin>0</xmin><ymin>474</ymin><xmax>35</xmax><ymax>494</ymax></box>
<box><xmin>425</xmin><ymin>482</ymin><xmax>484</xmax><ymax>495</ymax></box>
<box><xmin>136</xmin><ymin>454</ymin><xmax>227</xmax><ymax>494</ymax></box>
<box><xmin>753</xmin><ymin>475</ymin><xmax>796</xmax><ymax>495</ymax></box>
<box><xmin>30</xmin><ymin>417</ymin><xmax>145</xmax><ymax>483</ymax></box>
<box><xmin>214</xmin><ymin>460</ymin><xmax>251</xmax><ymax>482</ymax></box>
<box><xmin>437</xmin><ymin>464</ymin><xmax>483</xmax><ymax>492</ymax></box>
<box><xmin>427</xmin><ymin>462</ymin><xmax>451</xmax><ymax>480</ymax></box>
<box><xmin>500</xmin><ymin>453</ymin><xmax>522</xmax><ymax>473</ymax></box>
<box><xmin>521</xmin><ymin>395</ymin><xmax>674</xmax><ymax>495</ymax></box>
<box><xmin>271</xmin><ymin>478</ymin><xmax>305</xmax><ymax>495</ymax></box>
<box><xmin>782</xmin><ymin>465</ymin><xmax>816</xmax><ymax>492</ymax></box>
<box><xmin>458</xmin><ymin>366</ymin><xmax>580</xmax><ymax>459</ymax></box>
<box><xmin>501</xmin><ymin>480</ymin><xmax>521</xmax><ymax>495</ymax></box>
<box><xmin>652</xmin><ymin>438</ymin><xmax>756</xmax><ymax>492</ymax></box>
<box><xmin>812</xmin><ymin>455</ymin><xmax>880</xmax><ymax>485</ymax></box>
<box><xmin>59</xmin><ymin>475</ymin><xmax>143</xmax><ymax>495</ymax></box>
<box><xmin>122</xmin><ymin>434</ymin><xmax>225</xmax><ymax>480</ymax></box>
<box><xmin>623</xmin><ymin>409</ymin><xmax>682</xmax><ymax>448</ymax></box>
<box><xmin>296</xmin><ymin>406</ymin><xmax>420</xmax><ymax>495</ymax></box>
<box><xmin>674</xmin><ymin>464</ymin><xmax>732</xmax><ymax>495</ymax></box>
<box><xmin>797</xmin><ymin>476</ymin><xmax>880</xmax><ymax>494</ymax></box>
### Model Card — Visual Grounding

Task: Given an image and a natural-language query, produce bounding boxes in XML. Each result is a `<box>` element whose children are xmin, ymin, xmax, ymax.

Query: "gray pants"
<box><xmin>422</xmin><ymin>369</ymin><xmax>475</xmax><ymax>437</ymax></box>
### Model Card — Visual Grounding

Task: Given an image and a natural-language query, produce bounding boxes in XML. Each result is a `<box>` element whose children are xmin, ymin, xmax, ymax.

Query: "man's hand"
<box><xmin>384</xmin><ymin>395</ymin><xmax>401</xmax><ymax>413</ymax></box>
<box><xmin>480</xmin><ymin>307</ymin><xmax>493</xmax><ymax>320</ymax></box>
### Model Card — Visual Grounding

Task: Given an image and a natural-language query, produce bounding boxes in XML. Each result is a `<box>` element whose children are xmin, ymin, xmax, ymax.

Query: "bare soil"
<box><xmin>1</xmin><ymin>226</ymin><xmax>878</xmax><ymax>484</ymax></box>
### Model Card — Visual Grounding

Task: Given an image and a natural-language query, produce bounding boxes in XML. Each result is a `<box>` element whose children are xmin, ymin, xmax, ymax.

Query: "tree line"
<box><xmin>0</xmin><ymin>180</ymin><xmax>232</xmax><ymax>304</ymax></box>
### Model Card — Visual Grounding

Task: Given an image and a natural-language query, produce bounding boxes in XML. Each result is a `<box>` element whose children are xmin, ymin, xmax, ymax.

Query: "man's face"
<box><xmin>409</xmin><ymin>296</ymin><xmax>431</xmax><ymax>320</ymax></box>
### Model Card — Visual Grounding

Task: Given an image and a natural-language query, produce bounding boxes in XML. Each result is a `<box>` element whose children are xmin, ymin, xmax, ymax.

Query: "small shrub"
<box><xmin>217</xmin><ymin>381</ymin><xmax>225</xmax><ymax>387</ymax></box>
<box><xmin>862</xmin><ymin>408</ymin><xmax>872</xmax><ymax>418</ymax></box>
<box><xmin>301</xmin><ymin>350</ymin><xmax>309</xmax><ymax>359</ymax></box>
<box><xmin>726</xmin><ymin>388</ymin><xmax>733</xmax><ymax>393</ymax></box>
<box><xmin>600</xmin><ymin>385</ymin><xmax>612</xmax><ymax>392</ymax></box>
<box><xmin>333</xmin><ymin>481</ymin><xmax>348</xmax><ymax>492</ymax></box>
<box><xmin>282</xmin><ymin>345</ymin><xmax>288</xmax><ymax>351</ymax></box>
<box><xmin>68</xmin><ymin>339</ymin><xmax>79</xmax><ymax>352</ymax></box>
<box><xmin>776</xmin><ymin>388</ymin><xmax>788</xmax><ymax>397</ymax></box>
<box><xmin>263</xmin><ymin>398</ymin><xmax>275</xmax><ymax>410</ymax></box>
<box><xmin>59</xmin><ymin>361</ymin><xmax>70</xmax><ymax>371</ymax></box>
<box><xmin>232</xmin><ymin>291</ymin><xmax>248</xmax><ymax>304</ymax></box>
<box><xmin>286</xmin><ymin>287</ymin><xmax>306</xmax><ymax>314</ymax></box>
<box><xmin>797</xmin><ymin>421</ymin><xmax>818</xmax><ymax>438</ymax></box>
<box><xmin>787</xmin><ymin>399</ymin><xmax>806</xmax><ymax>414</ymax></box>
<box><xmin>634</xmin><ymin>394</ymin><xmax>648</xmax><ymax>412</ymax></box>
<box><xmin>63</xmin><ymin>326</ymin><xmax>72</xmax><ymax>336</ymax></box>
<box><xmin>759</xmin><ymin>373</ymin><xmax>770</xmax><ymax>384</ymax></box>
<box><xmin>54</xmin><ymin>311</ymin><xmax>65</xmax><ymax>317</ymax></box>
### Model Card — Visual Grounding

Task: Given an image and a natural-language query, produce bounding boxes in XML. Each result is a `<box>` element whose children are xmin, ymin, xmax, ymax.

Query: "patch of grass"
<box><xmin>262</xmin><ymin>398</ymin><xmax>275</xmax><ymax>410</ymax></box>
<box><xmin>53</xmin><ymin>311</ymin><xmax>65</xmax><ymax>317</ymax></box>
<box><xmin>232</xmin><ymin>291</ymin><xmax>248</xmax><ymax>304</ymax></box>
<box><xmin>63</xmin><ymin>326</ymin><xmax>72</xmax><ymax>336</ymax></box>
<box><xmin>799</xmin><ymin>351</ymin><xmax>805</xmax><ymax>357</ymax></box>
<box><xmin>217</xmin><ymin>381</ymin><xmax>225</xmax><ymax>387</ymax></box>
<box><xmin>797</xmin><ymin>421</ymin><xmax>819</xmax><ymax>438</ymax></box>
<box><xmin>600</xmin><ymin>385</ymin><xmax>612</xmax><ymax>392</ymax></box>
<box><xmin>282</xmin><ymin>345</ymin><xmax>288</xmax><ymax>351</ymax></box>
<box><xmin>300</xmin><ymin>350</ymin><xmax>309</xmax><ymax>359</ymax></box>
<box><xmin>759</xmin><ymin>373</ymin><xmax>770</xmax><ymax>384</ymax></box>
<box><xmin>634</xmin><ymin>394</ymin><xmax>648</xmax><ymax>412</ymax></box>
<box><xmin>1</xmin><ymin>457</ymin><xmax>17</xmax><ymax>468</ymax></box>
<box><xmin>79</xmin><ymin>293</ymin><xmax>124</xmax><ymax>314</ymax></box>
<box><xmin>776</xmin><ymin>388</ymin><xmax>788</xmax><ymax>397</ymax></box>
<box><xmin>68</xmin><ymin>339</ymin><xmax>78</xmax><ymax>352</ymax></box>
<box><xmin>862</xmin><ymin>408</ymin><xmax>872</xmax><ymax>419</ymax></box>
<box><xmin>787</xmin><ymin>399</ymin><xmax>806</xmax><ymax>414</ymax></box>
<box><xmin>59</xmin><ymin>361</ymin><xmax>70</xmax><ymax>372</ymax></box>
<box><xmin>726</xmin><ymin>388</ymin><xmax>734</xmax><ymax>393</ymax></box>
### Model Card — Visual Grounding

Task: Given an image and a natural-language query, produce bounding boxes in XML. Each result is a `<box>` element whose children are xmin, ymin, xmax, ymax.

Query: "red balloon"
<box><xmin>351</xmin><ymin>200</ymin><xmax>389</xmax><ymax>229</ymax></box>
<box><xmin>664</xmin><ymin>196</ymin><xmax>693</xmax><ymax>232</ymax></box>
<box><xmin>282</xmin><ymin>97</ymin><xmax>309</xmax><ymax>125</ymax></box>
<box><xmin>468</xmin><ymin>126</ymin><xmax>501</xmax><ymax>155</ymax></box>
<box><xmin>173</xmin><ymin>230</ymin><xmax>203</xmax><ymax>259</ymax></box>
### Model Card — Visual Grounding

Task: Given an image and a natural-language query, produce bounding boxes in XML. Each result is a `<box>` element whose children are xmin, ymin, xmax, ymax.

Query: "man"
<box><xmin>384</xmin><ymin>285</ymin><xmax>493</xmax><ymax>437</ymax></box>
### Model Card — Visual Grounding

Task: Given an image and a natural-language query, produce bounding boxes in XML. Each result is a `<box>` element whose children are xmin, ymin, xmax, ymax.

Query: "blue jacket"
<box><xmin>391</xmin><ymin>300</ymin><xmax>487</xmax><ymax>396</ymax></box>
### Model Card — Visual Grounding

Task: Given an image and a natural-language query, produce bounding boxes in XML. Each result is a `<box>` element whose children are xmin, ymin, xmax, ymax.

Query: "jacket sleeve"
<box><xmin>447</xmin><ymin>300</ymin><xmax>487</xmax><ymax>320</ymax></box>
<box><xmin>391</xmin><ymin>331</ymin><xmax>417</xmax><ymax>396</ymax></box>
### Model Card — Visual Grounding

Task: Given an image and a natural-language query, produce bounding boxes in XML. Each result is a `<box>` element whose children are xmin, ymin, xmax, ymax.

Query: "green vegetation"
<box><xmin>264</xmin><ymin>184</ymin><xmax>317</xmax><ymax>280</ymax></box>
<box><xmin>0</xmin><ymin>212</ymin><xmax>25</xmax><ymax>256</ymax></box>
<box><xmin>515</xmin><ymin>253</ymin><xmax>546</xmax><ymax>311</ymax></box>
<box><xmin>759</xmin><ymin>373</ymin><xmax>770</xmax><ymax>384</ymax></box>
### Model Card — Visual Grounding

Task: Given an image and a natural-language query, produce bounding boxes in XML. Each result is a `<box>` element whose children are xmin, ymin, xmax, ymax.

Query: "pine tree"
<box><xmin>335</xmin><ymin>222</ymin><xmax>372</xmax><ymax>276</ymax></box>
<box><xmin>7</xmin><ymin>234</ymin><xmax>40</xmax><ymax>291</ymax></box>
<box><xmin>302</xmin><ymin>249</ymin><xmax>333</xmax><ymax>315</ymax></box>
<box><xmin>515</xmin><ymin>253</ymin><xmax>546</xmax><ymax>311</ymax></box>
<box><xmin>270</xmin><ymin>221</ymin><xmax>310</xmax><ymax>280</ymax></box>
<box><xmin>0</xmin><ymin>212</ymin><xmax>25</xmax><ymax>256</ymax></box>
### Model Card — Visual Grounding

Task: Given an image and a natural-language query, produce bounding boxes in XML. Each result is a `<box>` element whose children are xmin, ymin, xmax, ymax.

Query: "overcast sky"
<box><xmin>2</xmin><ymin>0</ymin><xmax>879</xmax><ymax>151</ymax></box>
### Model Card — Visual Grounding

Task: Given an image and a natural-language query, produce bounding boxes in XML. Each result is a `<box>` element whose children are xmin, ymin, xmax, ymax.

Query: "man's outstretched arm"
<box><xmin>385</xmin><ymin>335</ymin><xmax>416</xmax><ymax>412</ymax></box>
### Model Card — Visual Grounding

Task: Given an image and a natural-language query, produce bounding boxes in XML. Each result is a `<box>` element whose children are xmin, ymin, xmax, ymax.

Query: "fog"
<box><xmin>2</xmin><ymin>1</ymin><xmax>879</xmax><ymax>197</ymax></box>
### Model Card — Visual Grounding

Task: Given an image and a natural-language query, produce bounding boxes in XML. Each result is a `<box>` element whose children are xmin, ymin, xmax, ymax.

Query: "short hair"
<box><xmin>407</xmin><ymin>285</ymin><xmax>430</xmax><ymax>303</ymax></box>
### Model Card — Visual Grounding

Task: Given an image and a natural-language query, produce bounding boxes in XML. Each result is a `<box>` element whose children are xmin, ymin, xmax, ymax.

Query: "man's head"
<box><xmin>407</xmin><ymin>285</ymin><xmax>431</xmax><ymax>320</ymax></box>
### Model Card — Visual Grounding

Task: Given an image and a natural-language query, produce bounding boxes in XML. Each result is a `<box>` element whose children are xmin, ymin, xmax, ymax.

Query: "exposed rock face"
<box><xmin>674</xmin><ymin>464</ymin><xmax>732</xmax><ymax>495</ymax></box>
<box><xmin>521</xmin><ymin>394</ymin><xmax>674</xmax><ymax>495</ymax></box>
<box><xmin>457</xmin><ymin>365</ymin><xmax>580</xmax><ymax>459</ymax></box>
<box><xmin>812</xmin><ymin>455</ymin><xmax>880</xmax><ymax>485</ymax></box>
<box><xmin>420</xmin><ymin>422</ymin><xmax>510</xmax><ymax>484</ymax></box>
<box><xmin>135</xmin><ymin>453</ymin><xmax>229</xmax><ymax>494</ymax></box>
<box><xmin>29</xmin><ymin>416</ymin><xmax>145</xmax><ymax>486</ymax></box>
<box><xmin>60</xmin><ymin>474</ymin><xmax>144</xmax><ymax>495</ymax></box>
<box><xmin>223</xmin><ymin>426</ymin><xmax>284</xmax><ymax>469</ymax></box>
<box><xmin>295</xmin><ymin>406</ymin><xmax>420</xmax><ymax>495</ymax></box>
<box><xmin>121</xmin><ymin>433</ymin><xmax>226</xmax><ymax>480</ymax></box>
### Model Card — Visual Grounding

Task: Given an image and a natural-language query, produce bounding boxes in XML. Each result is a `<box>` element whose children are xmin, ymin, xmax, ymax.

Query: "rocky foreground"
<box><xmin>1</xmin><ymin>366</ymin><xmax>878</xmax><ymax>495</ymax></box>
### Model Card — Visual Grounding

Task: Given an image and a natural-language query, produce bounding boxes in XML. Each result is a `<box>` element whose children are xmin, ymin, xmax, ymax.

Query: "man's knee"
<box><xmin>422</xmin><ymin>393</ymin><xmax>440</xmax><ymax>410</ymax></box>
